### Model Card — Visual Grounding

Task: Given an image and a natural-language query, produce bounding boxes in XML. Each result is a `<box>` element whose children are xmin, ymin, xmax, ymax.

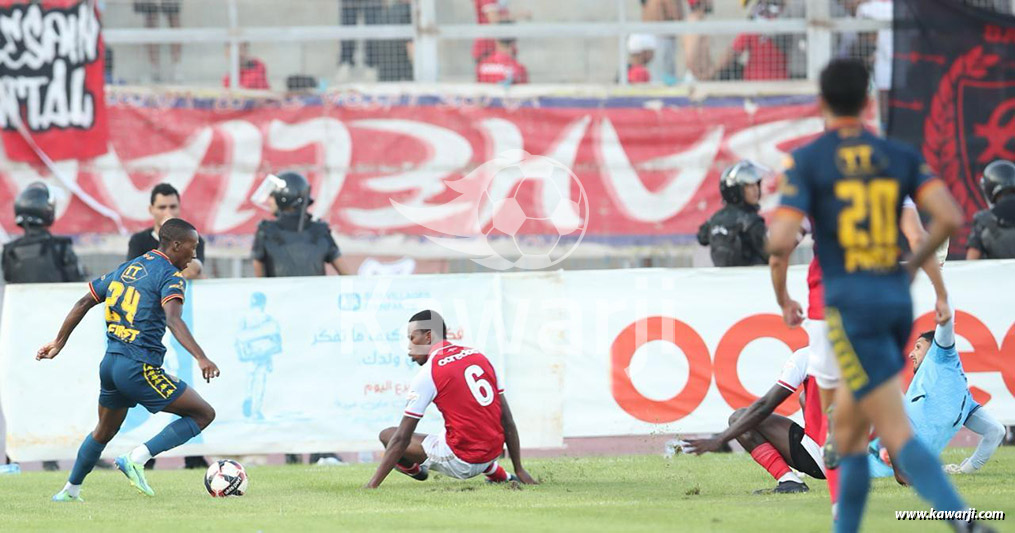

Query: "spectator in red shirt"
<box><xmin>473</xmin><ymin>0</ymin><xmax>508</xmax><ymax>63</ymax></box>
<box><xmin>711</xmin><ymin>0</ymin><xmax>789</xmax><ymax>81</ymax></box>
<box><xmin>477</xmin><ymin>36</ymin><xmax>527</xmax><ymax>85</ymax></box>
<box><xmin>222</xmin><ymin>43</ymin><xmax>270</xmax><ymax>90</ymax></box>
<box><xmin>472</xmin><ymin>0</ymin><xmax>529</xmax><ymax>64</ymax></box>
<box><xmin>626</xmin><ymin>34</ymin><xmax>656</xmax><ymax>84</ymax></box>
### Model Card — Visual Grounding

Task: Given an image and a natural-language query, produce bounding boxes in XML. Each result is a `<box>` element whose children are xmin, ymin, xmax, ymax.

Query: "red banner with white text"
<box><xmin>0</xmin><ymin>92</ymin><xmax>831</xmax><ymax>241</ymax></box>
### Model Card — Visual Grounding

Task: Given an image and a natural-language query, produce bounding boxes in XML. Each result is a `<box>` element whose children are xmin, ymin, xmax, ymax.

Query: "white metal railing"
<box><xmin>100</xmin><ymin>0</ymin><xmax>892</xmax><ymax>87</ymax></box>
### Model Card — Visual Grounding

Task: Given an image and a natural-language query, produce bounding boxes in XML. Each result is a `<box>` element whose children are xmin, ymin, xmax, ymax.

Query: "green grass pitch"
<box><xmin>1</xmin><ymin>448</ymin><xmax>1012</xmax><ymax>532</ymax></box>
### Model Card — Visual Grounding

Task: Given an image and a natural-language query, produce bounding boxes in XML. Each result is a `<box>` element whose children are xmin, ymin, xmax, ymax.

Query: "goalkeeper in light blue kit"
<box><xmin>869</xmin><ymin>304</ymin><xmax>1005</xmax><ymax>479</ymax></box>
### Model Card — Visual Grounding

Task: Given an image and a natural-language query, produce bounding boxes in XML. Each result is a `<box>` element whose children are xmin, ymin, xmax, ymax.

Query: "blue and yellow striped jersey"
<box><xmin>777</xmin><ymin>118</ymin><xmax>944</xmax><ymax>308</ymax></box>
<box><xmin>89</xmin><ymin>249</ymin><xmax>185</xmax><ymax>367</ymax></box>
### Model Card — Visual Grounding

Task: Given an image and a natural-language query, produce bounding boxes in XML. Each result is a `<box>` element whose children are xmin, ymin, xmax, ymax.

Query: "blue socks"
<box><xmin>65</xmin><ymin>418</ymin><xmax>201</xmax><ymax>488</ymax></box>
<box><xmin>68</xmin><ymin>434</ymin><xmax>106</xmax><ymax>485</ymax></box>
<box><xmin>835</xmin><ymin>453</ymin><xmax>870</xmax><ymax>533</ymax></box>
<box><xmin>895</xmin><ymin>437</ymin><xmax>966</xmax><ymax>512</ymax></box>
<box><xmin>836</xmin><ymin>438</ymin><xmax>967</xmax><ymax>533</ymax></box>
<box><xmin>144</xmin><ymin>417</ymin><xmax>202</xmax><ymax>456</ymax></box>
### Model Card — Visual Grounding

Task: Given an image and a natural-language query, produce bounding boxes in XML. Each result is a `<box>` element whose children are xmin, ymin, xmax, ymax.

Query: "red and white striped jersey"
<box><xmin>776</xmin><ymin>348</ymin><xmax>823</xmax><ymax>443</ymax></box>
<box><xmin>404</xmin><ymin>341</ymin><xmax>505</xmax><ymax>464</ymax></box>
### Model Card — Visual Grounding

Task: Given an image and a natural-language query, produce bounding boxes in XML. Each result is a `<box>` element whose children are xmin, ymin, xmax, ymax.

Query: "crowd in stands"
<box><xmin>102</xmin><ymin>0</ymin><xmax>921</xmax><ymax>89</ymax></box>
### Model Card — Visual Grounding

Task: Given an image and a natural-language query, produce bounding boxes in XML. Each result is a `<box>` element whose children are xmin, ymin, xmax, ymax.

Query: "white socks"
<box><xmin>129</xmin><ymin>445</ymin><xmax>153</xmax><ymax>465</ymax></box>
<box><xmin>778</xmin><ymin>471</ymin><xmax>803</xmax><ymax>484</ymax></box>
<box><xmin>63</xmin><ymin>482</ymin><xmax>81</xmax><ymax>497</ymax></box>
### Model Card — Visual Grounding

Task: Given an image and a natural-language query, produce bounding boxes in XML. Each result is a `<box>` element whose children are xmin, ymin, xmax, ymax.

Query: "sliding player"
<box><xmin>40</xmin><ymin>219</ymin><xmax>219</xmax><ymax>502</ymax></box>
<box><xmin>868</xmin><ymin>305</ymin><xmax>1005</xmax><ymax>479</ymax></box>
<box><xmin>684</xmin><ymin>347</ymin><xmax>824</xmax><ymax>494</ymax></box>
<box><xmin>768</xmin><ymin>66</ymin><xmax>950</xmax><ymax>521</ymax></box>
<box><xmin>365</xmin><ymin>310</ymin><xmax>536</xmax><ymax>488</ymax></box>
<box><xmin>768</xmin><ymin>59</ymin><xmax>975</xmax><ymax>532</ymax></box>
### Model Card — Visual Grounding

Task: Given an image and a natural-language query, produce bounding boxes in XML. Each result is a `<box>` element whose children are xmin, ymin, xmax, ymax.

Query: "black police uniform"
<box><xmin>2</xmin><ymin>227</ymin><xmax>83</xmax><ymax>283</ymax></box>
<box><xmin>697</xmin><ymin>203</ymin><xmax>769</xmax><ymax>267</ymax></box>
<box><xmin>967</xmin><ymin>196</ymin><xmax>1015</xmax><ymax>259</ymax></box>
<box><xmin>252</xmin><ymin>212</ymin><xmax>340</xmax><ymax>277</ymax></box>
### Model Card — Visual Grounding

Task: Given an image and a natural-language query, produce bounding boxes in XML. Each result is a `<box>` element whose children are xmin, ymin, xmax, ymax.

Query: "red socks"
<box><xmin>749</xmin><ymin>443</ymin><xmax>792</xmax><ymax>481</ymax></box>
<box><xmin>396</xmin><ymin>463</ymin><xmax>421</xmax><ymax>476</ymax></box>
<box><xmin>817</xmin><ymin>413</ymin><xmax>839</xmax><ymax>505</ymax></box>
<box><xmin>484</xmin><ymin>462</ymin><xmax>509</xmax><ymax>482</ymax></box>
<box><xmin>826</xmin><ymin>466</ymin><xmax>839</xmax><ymax>505</ymax></box>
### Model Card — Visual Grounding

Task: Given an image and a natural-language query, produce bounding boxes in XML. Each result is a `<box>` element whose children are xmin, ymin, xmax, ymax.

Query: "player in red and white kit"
<box><xmin>769</xmin><ymin>196</ymin><xmax>947</xmax><ymax>513</ymax></box>
<box><xmin>785</xmin><ymin>199</ymin><xmax>946</xmax><ymax>458</ymax></box>
<box><xmin>685</xmin><ymin>348</ymin><xmax>825</xmax><ymax>493</ymax></box>
<box><xmin>365</xmin><ymin>310</ymin><xmax>537</xmax><ymax>488</ymax></box>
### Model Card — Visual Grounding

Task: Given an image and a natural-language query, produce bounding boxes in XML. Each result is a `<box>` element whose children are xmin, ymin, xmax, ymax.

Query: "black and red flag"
<box><xmin>890</xmin><ymin>0</ymin><xmax>1015</xmax><ymax>251</ymax></box>
<box><xmin>0</xmin><ymin>0</ymin><xmax>109</xmax><ymax>162</ymax></box>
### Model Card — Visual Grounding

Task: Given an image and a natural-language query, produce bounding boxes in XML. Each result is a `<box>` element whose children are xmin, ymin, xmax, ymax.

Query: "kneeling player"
<box><xmin>365</xmin><ymin>310</ymin><xmax>536</xmax><ymax>488</ymax></box>
<box><xmin>39</xmin><ymin>219</ymin><xmax>220</xmax><ymax>502</ymax></box>
<box><xmin>685</xmin><ymin>348</ymin><xmax>825</xmax><ymax>493</ymax></box>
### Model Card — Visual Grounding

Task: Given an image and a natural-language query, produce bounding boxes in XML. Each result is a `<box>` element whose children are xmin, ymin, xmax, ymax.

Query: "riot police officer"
<box><xmin>251</xmin><ymin>172</ymin><xmax>346</xmax><ymax>277</ymax></box>
<box><xmin>967</xmin><ymin>160</ymin><xmax>1015</xmax><ymax>260</ymax></box>
<box><xmin>697</xmin><ymin>160</ymin><xmax>769</xmax><ymax>267</ymax></box>
<box><xmin>2</xmin><ymin>182</ymin><xmax>83</xmax><ymax>472</ymax></box>
<box><xmin>2</xmin><ymin>182</ymin><xmax>83</xmax><ymax>284</ymax></box>
<box><xmin>251</xmin><ymin>171</ymin><xmax>345</xmax><ymax>465</ymax></box>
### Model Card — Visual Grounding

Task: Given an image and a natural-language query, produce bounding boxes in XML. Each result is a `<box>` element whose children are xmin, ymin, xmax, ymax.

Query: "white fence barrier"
<box><xmin>2</xmin><ymin>261</ymin><xmax>1013</xmax><ymax>461</ymax></box>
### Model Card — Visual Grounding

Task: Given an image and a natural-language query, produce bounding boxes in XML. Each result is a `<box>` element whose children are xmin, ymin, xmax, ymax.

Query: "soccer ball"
<box><xmin>204</xmin><ymin>460</ymin><xmax>249</xmax><ymax>497</ymax></box>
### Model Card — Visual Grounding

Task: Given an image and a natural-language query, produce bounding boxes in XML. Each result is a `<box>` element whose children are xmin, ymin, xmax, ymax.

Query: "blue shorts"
<box><xmin>825</xmin><ymin>302</ymin><xmax>912</xmax><ymax>399</ymax></box>
<box><xmin>99</xmin><ymin>353</ymin><xmax>188</xmax><ymax>413</ymax></box>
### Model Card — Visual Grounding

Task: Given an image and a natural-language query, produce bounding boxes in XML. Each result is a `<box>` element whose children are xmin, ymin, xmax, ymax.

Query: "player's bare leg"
<box><xmin>379</xmin><ymin>427</ymin><xmax>429</xmax><ymax>480</ymax></box>
<box><xmin>727</xmin><ymin>409</ymin><xmax>808</xmax><ymax>494</ymax></box>
<box><xmin>163</xmin><ymin>386</ymin><xmax>217</xmax><ymax>429</ymax></box>
<box><xmin>116</xmin><ymin>387</ymin><xmax>216</xmax><ymax>497</ymax></box>
<box><xmin>834</xmin><ymin>379</ymin><xmax>969</xmax><ymax>533</ymax></box>
<box><xmin>92</xmin><ymin>405</ymin><xmax>131</xmax><ymax>443</ymax></box>
<box><xmin>54</xmin><ymin>405</ymin><xmax>129</xmax><ymax>502</ymax></box>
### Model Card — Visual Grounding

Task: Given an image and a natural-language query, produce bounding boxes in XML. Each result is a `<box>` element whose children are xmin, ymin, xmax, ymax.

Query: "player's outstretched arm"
<box><xmin>909</xmin><ymin>185</ymin><xmax>963</xmax><ymax>282</ymax></box>
<box><xmin>957</xmin><ymin>408</ymin><xmax>1005</xmax><ymax>473</ymax></box>
<box><xmin>164</xmin><ymin>299</ymin><xmax>220</xmax><ymax>383</ymax></box>
<box><xmin>930</xmin><ymin>302</ymin><xmax>956</xmax><ymax>364</ymax></box>
<box><xmin>37</xmin><ymin>293</ymin><xmax>99</xmax><ymax>361</ymax></box>
<box><xmin>684</xmin><ymin>384</ymin><xmax>791</xmax><ymax>455</ymax></box>
<box><xmin>901</xmin><ymin>207</ymin><xmax>951</xmax><ymax>325</ymax></box>
<box><xmin>500</xmin><ymin>395</ymin><xmax>537</xmax><ymax>484</ymax></box>
<box><xmin>365</xmin><ymin>415</ymin><xmax>420</xmax><ymax>489</ymax></box>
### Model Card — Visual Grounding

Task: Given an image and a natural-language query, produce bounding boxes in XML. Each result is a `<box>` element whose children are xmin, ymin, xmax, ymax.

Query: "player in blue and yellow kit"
<box><xmin>768</xmin><ymin>60</ymin><xmax>978</xmax><ymax>533</ymax></box>
<box><xmin>37</xmin><ymin>219</ymin><xmax>220</xmax><ymax>502</ymax></box>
